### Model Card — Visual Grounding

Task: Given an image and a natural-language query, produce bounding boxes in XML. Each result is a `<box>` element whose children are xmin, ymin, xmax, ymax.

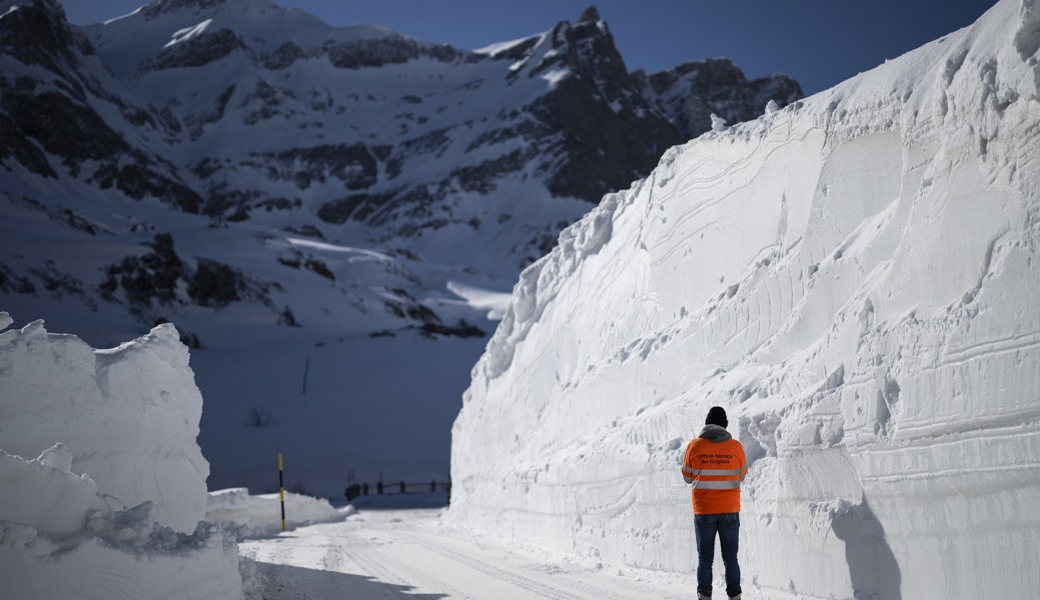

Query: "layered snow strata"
<box><xmin>0</xmin><ymin>317</ymin><xmax>208</xmax><ymax>532</ymax></box>
<box><xmin>451</xmin><ymin>1</ymin><xmax>1040</xmax><ymax>598</ymax></box>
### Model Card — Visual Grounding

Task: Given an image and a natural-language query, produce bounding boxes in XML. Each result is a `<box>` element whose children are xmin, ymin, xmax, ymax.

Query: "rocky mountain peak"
<box><xmin>635</xmin><ymin>57</ymin><xmax>804</xmax><ymax>139</ymax></box>
<box><xmin>0</xmin><ymin>0</ymin><xmax>95</xmax><ymax>73</ymax></box>
<box><xmin>577</xmin><ymin>5</ymin><xmax>601</xmax><ymax>23</ymax></box>
<box><xmin>512</xmin><ymin>5</ymin><xmax>623</xmax><ymax>82</ymax></box>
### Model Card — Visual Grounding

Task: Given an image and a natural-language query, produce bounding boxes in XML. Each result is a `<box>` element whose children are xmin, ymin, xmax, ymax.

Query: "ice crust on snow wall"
<box><xmin>451</xmin><ymin>1</ymin><xmax>1040</xmax><ymax>598</ymax></box>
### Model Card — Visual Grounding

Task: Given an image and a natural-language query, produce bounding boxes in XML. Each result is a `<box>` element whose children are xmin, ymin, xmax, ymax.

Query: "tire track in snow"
<box><xmin>341</xmin><ymin>545</ymin><xmax>445</xmax><ymax>600</ymax></box>
<box><xmin>401</xmin><ymin>532</ymin><xmax>629</xmax><ymax>600</ymax></box>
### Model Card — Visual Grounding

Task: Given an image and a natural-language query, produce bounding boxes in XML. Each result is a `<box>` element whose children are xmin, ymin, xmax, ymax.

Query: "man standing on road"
<box><xmin>681</xmin><ymin>406</ymin><xmax>748</xmax><ymax>600</ymax></box>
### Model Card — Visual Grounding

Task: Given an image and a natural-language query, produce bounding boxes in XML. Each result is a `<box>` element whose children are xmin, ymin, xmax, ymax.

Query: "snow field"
<box><xmin>451</xmin><ymin>1</ymin><xmax>1040</xmax><ymax>598</ymax></box>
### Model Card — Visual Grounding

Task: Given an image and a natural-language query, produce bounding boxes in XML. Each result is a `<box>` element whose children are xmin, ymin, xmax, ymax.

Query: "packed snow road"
<box><xmin>240</xmin><ymin>508</ymin><xmax>696</xmax><ymax>599</ymax></box>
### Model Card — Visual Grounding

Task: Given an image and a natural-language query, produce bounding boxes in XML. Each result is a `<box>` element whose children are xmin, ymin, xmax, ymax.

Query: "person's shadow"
<box><xmin>830</xmin><ymin>495</ymin><xmax>903</xmax><ymax>599</ymax></box>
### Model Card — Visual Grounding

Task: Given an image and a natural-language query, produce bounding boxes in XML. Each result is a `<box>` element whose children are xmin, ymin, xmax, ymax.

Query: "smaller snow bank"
<box><xmin>0</xmin><ymin>313</ymin><xmax>244</xmax><ymax>599</ymax></box>
<box><xmin>207</xmin><ymin>487</ymin><xmax>353</xmax><ymax>539</ymax></box>
<box><xmin>0</xmin><ymin>317</ymin><xmax>208</xmax><ymax>532</ymax></box>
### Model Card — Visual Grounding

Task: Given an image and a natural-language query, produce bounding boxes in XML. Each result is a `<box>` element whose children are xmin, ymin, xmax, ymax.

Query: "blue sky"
<box><xmin>60</xmin><ymin>0</ymin><xmax>998</xmax><ymax>95</ymax></box>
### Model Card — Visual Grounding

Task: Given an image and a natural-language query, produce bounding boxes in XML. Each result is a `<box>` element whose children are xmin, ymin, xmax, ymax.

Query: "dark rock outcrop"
<box><xmin>635</xmin><ymin>57</ymin><xmax>804</xmax><ymax>140</ymax></box>
<box><xmin>507</xmin><ymin>8</ymin><xmax>685</xmax><ymax>202</ymax></box>
<box><xmin>0</xmin><ymin>1</ymin><xmax>204</xmax><ymax>213</ymax></box>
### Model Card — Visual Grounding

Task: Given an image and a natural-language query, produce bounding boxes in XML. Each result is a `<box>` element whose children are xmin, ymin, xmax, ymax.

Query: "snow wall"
<box><xmin>0</xmin><ymin>314</ymin><xmax>244</xmax><ymax>599</ymax></box>
<box><xmin>0</xmin><ymin>316</ymin><xmax>208</xmax><ymax>531</ymax></box>
<box><xmin>451</xmin><ymin>1</ymin><xmax>1040</xmax><ymax>598</ymax></box>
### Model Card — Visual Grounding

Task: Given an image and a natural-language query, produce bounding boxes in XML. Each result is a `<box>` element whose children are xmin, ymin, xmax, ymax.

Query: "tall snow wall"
<box><xmin>451</xmin><ymin>1</ymin><xmax>1040</xmax><ymax>598</ymax></box>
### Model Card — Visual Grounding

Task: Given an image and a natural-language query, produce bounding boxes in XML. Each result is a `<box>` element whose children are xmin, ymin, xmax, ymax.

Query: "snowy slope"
<box><xmin>451</xmin><ymin>0</ymin><xmax>1040</xmax><ymax>598</ymax></box>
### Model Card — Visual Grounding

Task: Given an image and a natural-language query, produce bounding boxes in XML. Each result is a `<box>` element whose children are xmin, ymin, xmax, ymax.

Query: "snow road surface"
<box><xmin>240</xmin><ymin>508</ymin><xmax>697</xmax><ymax>599</ymax></box>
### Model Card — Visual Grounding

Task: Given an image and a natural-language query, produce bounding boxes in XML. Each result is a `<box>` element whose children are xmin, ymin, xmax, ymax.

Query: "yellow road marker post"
<box><xmin>278</xmin><ymin>454</ymin><xmax>286</xmax><ymax>532</ymax></box>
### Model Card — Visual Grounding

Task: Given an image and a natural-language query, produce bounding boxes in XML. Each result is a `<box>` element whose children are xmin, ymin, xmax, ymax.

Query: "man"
<box><xmin>681</xmin><ymin>406</ymin><xmax>748</xmax><ymax>600</ymax></box>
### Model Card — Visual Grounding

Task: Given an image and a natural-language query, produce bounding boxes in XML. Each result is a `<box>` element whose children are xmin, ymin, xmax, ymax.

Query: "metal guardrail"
<box><xmin>344</xmin><ymin>479</ymin><xmax>452</xmax><ymax>501</ymax></box>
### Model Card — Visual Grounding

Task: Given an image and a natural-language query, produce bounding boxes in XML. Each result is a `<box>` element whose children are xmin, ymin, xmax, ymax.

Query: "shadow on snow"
<box><xmin>251</xmin><ymin>560</ymin><xmax>448</xmax><ymax>600</ymax></box>
<box><xmin>831</xmin><ymin>495</ymin><xmax>903</xmax><ymax>600</ymax></box>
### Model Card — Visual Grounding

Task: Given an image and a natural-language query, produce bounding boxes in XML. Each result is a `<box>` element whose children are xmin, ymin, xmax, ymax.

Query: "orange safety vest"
<box><xmin>682</xmin><ymin>432</ymin><xmax>747</xmax><ymax>515</ymax></box>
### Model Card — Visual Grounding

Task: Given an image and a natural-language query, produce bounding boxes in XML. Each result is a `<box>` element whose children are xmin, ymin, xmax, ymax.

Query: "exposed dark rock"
<box><xmin>635</xmin><ymin>58</ymin><xmax>803</xmax><ymax>140</ymax></box>
<box><xmin>0</xmin><ymin>75</ymin><xmax>203</xmax><ymax>213</ymax></box>
<box><xmin>277</xmin><ymin>249</ymin><xmax>334</xmax><ymax>281</ymax></box>
<box><xmin>93</xmin><ymin>159</ymin><xmax>202</xmax><ymax>213</ymax></box>
<box><xmin>283</xmin><ymin>224</ymin><xmax>327</xmax><ymax>240</ymax></box>
<box><xmin>1</xmin><ymin>87</ymin><xmax>131</xmax><ymax>171</ymax></box>
<box><xmin>253</xmin><ymin>143</ymin><xmax>377</xmax><ymax>190</ymax></box>
<box><xmin>577</xmin><ymin>5</ymin><xmax>601</xmax><ymax>22</ymax></box>
<box><xmin>383</xmin><ymin>296</ymin><xmax>440</xmax><ymax>324</ymax></box>
<box><xmin>187</xmin><ymin>258</ymin><xmax>243</xmax><ymax>308</ymax></box>
<box><xmin>102</xmin><ymin>233</ymin><xmax>186</xmax><ymax>306</ymax></box>
<box><xmin>261</xmin><ymin>42</ymin><xmax>306</xmax><ymax>70</ymax></box>
<box><xmin>418</xmin><ymin>319</ymin><xmax>486</xmax><ymax>339</ymax></box>
<box><xmin>516</xmin><ymin>12</ymin><xmax>683</xmax><ymax>202</ymax></box>
<box><xmin>317</xmin><ymin>194</ymin><xmax>368</xmax><ymax>225</ymax></box>
<box><xmin>254</xmin><ymin>196</ymin><xmax>300</xmax><ymax>212</ymax></box>
<box><xmin>388</xmin><ymin>129</ymin><xmax>452</xmax><ymax>178</ymax></box>
<box><xmin>274</xmin><ymin>305</ymin><xmax>299</xmax><ymax>324</ymax></box>
<box><xmin>0</xmin><ymin>111</ymin><xmax>57</xmax><ymax>178</ymax></box>
<box><xmin>0</xmin><ymin>264</ymin><xmax>37</xmax><ymax>294</ymax></box>
<box><xmin>240</xmin><ymin>81</ymin><xmax>300</xmax><ymax>125</ymax></box>
<box><xmin>324</xmin><ymin>36</ymin><xmax>465</xmax><ymax>69</ymax></box>
<box><xmin>10</xmin><ymin>196</ymin><xmax>112</xmax><ymax>235</ymax></box>
<box><xmin>100</xmin><ymin>233</ymin><xmax>276</xmax><ymax>315</ymax></box>
<box><xmin>188</xmin><ymin>84</ymin><xmax>237</xmax><ymax>130</ymax></box>
<box><xmin>0</xmin><ymin>0</ymin><xmax>96</xmax><ymax>77</ymax></box>
<box><xmin>26</xmin><ymin>261</ymin><xmax>96</xmax><ymax>311</ymax></box>
<box><xmin>451</xmin><ymin>147</ymin><xmax>537</xmax><ymax>194</ymax></box>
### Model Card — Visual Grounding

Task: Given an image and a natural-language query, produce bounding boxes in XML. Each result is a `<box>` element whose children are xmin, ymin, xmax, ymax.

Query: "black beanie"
<box><xmin>706</xmin><ymin>406</ymin><xmax>728</xmax><ymax>428</ymax></box>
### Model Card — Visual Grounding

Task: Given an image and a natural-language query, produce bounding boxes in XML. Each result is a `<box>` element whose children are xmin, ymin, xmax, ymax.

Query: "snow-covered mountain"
<box><xmin>451</xmin><ymin>0</ymin><xmax>1040</xmax><ymax>598</ymax></box>
<box><xmin>0</xmin><ymin>0</ymin><xmax>801</xmax><ymax>498</ymax></box>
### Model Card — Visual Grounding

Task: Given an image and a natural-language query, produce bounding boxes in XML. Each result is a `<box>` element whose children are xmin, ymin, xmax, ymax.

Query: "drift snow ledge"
<box><xmin>449</xmin><ymin>1</ymin><xmax>1040</xmax><ymax>599</ymax></box>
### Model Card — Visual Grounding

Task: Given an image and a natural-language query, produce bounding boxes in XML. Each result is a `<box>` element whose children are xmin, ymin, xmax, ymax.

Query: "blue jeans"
<box><xmin>695</xmin><ymin>512</ymin><xmax>741</xmax><ymax>597</ymax></box>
